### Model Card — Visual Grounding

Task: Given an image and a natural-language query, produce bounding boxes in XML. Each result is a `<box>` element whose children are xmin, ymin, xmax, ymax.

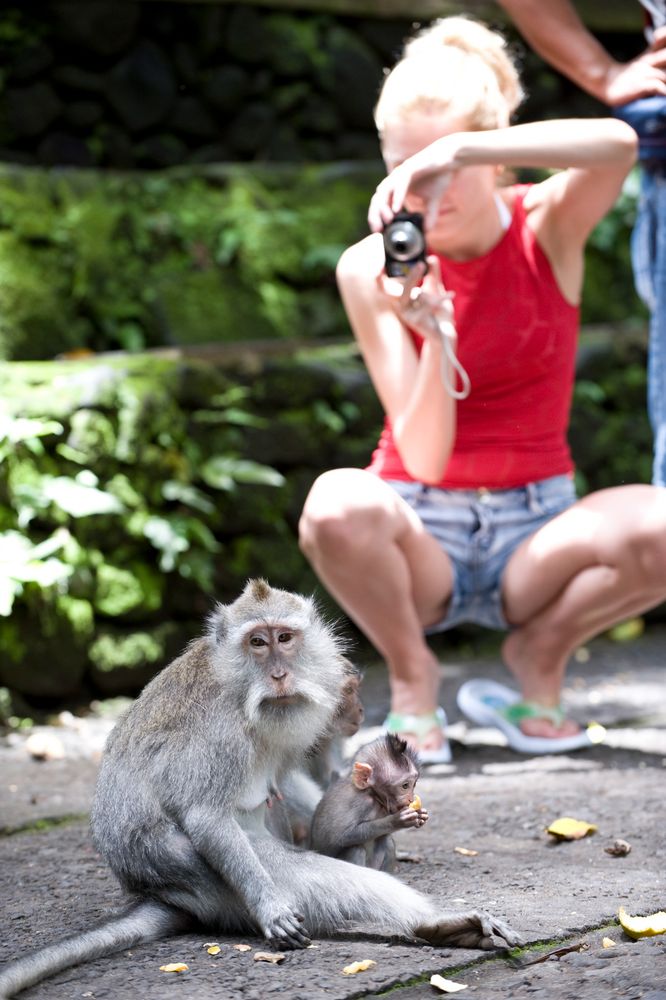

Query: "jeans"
<box><xmin>631</xmin><ymin>166</ymin><xmax>666</xmax><ymax>486</ymax></box>
<box><xmin>388</xmin><ymin>474</ymin><xmax>577</xmax><ymax>632</ymax></box>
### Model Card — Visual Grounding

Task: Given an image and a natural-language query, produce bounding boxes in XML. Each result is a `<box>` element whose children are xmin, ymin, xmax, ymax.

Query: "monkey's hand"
<box><xmin>394</xmin><ymin>806</ymin><xmax>429</xmax><ymax>830</ymax></box>
<box><xmin>258</xmin><ymin>899</ymin><xmax>312</xmax><ymax>950</ymax></box>
<box><xmin>414</xmin><ymin>910</ymin><xmax>524</xmax><ymax>950</ymax></box>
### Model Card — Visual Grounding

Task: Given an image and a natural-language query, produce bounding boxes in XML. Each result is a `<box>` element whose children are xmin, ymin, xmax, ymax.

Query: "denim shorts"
<box><xmin>388</xmin><ymin>474</ymin><xmax>577</xmax><ymax>632</ymax></box>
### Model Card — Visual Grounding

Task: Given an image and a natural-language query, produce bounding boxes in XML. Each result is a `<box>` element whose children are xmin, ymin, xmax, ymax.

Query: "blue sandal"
<box><xmin>383</xmin><ymin>706</ymin><xmax>452</xmax><ymax>764</ymax></box>
<box><xmin>456</xmin><ymin>679</ymin><xmax>605</xmax><ymax>755</ymax></box>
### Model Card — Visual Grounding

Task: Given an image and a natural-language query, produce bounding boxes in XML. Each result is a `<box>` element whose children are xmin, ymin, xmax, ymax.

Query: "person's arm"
<box><xmin>336</xmin><ymin>239</ymin><xmax>457</xmax><ymax>484</ymax></box>
<box><xmin>368</xmin><ymin>117</ymin><xmax>637</xmax><ymax>247</ymax></box>
<box><xmin>498</xmin><ymin>0</ymin><xmax>666</xmax><ymax>105</ymax></box>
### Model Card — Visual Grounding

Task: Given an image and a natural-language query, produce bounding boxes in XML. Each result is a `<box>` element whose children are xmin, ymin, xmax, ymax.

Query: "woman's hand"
<box><xmin>378</xmin><ymin>256</ymin><xmax>456</xmax><ymax>344</ymax></box>
<box><xmin>369</xmin><ymin>136</ymin><xmax>462</xmax><ymax>233</ymax></box>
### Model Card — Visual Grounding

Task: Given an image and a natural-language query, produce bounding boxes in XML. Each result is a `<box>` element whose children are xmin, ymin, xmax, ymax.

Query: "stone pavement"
<box><xmin>1</xmin><ymin>628</ymin><xmax>665</xmax><ymax>999</ymax></box>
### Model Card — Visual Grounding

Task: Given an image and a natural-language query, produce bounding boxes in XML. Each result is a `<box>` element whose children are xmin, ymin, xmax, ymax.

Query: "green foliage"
<box><xmin>0</xmin><ymin>163</ymin><xmax>379</xmax><ymax>361</ymax></box>
<box><xmin>0</xmin><ymin>350</ymin><xmax>372</xmax><ymax>700</ymax></box>
<box><xmin>582</xmin><ymin>170</ymin><xmax>647</xmax><ymax>325</ymax></box>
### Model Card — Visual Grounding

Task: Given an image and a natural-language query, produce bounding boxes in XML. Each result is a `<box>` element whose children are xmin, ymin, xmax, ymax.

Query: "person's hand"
<box><xmin>379</xmin><ymin>256</ymin><xmax>456</xmax><ymax>343</ymax></box>
<box><xmin>602</xmin><ymin>28</ymin><xmax>666</xmax><ymax>105</ymax></box>
<box><xmin>368</xmin><ymin>135</ymin><xmax>462</xmax><ymax>233</ymax></box>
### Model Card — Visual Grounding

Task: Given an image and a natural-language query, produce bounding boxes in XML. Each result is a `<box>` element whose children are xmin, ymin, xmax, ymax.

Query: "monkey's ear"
<box><xmin>206</xmin><ymin>602</ymin><xmax>230</xmax><ymax>644</ymax></box>
<box><xmin>351</xmin><ymin>761</ymin><xmax>373</xmax><ymax>789</ymax></box>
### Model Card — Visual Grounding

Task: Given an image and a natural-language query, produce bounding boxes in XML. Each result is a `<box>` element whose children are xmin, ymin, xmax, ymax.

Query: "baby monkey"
<box><xmin>310</xmin><ymin>733</ymin><xmax>428</xmax><ymax>871</ymax></box>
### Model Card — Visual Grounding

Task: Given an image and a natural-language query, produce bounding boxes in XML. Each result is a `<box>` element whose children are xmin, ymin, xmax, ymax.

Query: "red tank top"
<box><xmin>367</xmin><ymin>185</ymin><xmax>579</xmax><ymax>489</ymax></box>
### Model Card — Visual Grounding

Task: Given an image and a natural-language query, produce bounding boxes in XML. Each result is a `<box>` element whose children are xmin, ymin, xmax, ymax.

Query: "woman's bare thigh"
<box><xmin>502</xmin><ymin>484</ymin><xmax>666</xmax><ymax>625</ymax></box>
<box><xmin>302</xmin><ymin>468</ymin><xmax>454</xmax><ymax>625</ymax></box>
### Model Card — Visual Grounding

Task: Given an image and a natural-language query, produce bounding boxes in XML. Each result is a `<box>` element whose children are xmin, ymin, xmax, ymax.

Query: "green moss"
<box><xmin>89</xmin><ymin>628</ymin><xmax>164</xmax><ymax>672</ymax></box>
<box><xmin>0</xmin><ymin>233</ymin><xmax>84</xmax><ymax>360</ymax></box>
<box><xmin>94</xmin><ymin>562</ymin><xmax>164</xmax><ymax>619</ymax></box>
<box><xmin>55</xmin><ymin>595</ymin><xmax>94</xmax><ymax>640</ymax></box>
<box><xmin>0</xmin><ymin>619</ymin><xmax>27</xmax><ymax>664</ymax></box>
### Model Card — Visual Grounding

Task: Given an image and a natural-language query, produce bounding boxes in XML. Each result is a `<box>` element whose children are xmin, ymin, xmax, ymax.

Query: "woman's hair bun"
<box><xmin>402</xmin><ymin>17</ymin><xmax>523</xmax><ymax>116</ymax></box>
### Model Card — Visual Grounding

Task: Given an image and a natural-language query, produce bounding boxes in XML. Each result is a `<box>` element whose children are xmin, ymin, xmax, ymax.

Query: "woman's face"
<box><xmin>381</xmin><ymin>110</ymin><xmax>499</xmax><ymax>253</ymax></box>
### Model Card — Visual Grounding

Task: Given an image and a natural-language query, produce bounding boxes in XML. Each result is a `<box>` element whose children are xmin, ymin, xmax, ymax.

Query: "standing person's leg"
<box><xmin>299</xmin><ymin>469</ymin><xmax>454</xmax><ymax>757</ymax></box>
<box><xmin>499</xmin><ymin>484</ymin><xmax>666</xmax><ymax>737</ymax></box>
<box><xmin>631</xmin><ymin>167</ymin><xmax>666</xmax><ymax>487</ymax></box>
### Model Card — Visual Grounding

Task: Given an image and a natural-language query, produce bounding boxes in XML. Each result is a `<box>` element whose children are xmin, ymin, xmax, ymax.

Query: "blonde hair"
<box><xmin>374</xmin><ymin>17</ymin><xmax>523</xmax><ymax>136</ymax></box>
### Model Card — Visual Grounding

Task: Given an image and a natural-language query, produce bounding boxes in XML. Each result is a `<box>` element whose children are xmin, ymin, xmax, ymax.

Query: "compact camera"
<box><xmin>382</xmin><ymin>211</ymin><xmax>427</xmax><ymax>278</ymax></box>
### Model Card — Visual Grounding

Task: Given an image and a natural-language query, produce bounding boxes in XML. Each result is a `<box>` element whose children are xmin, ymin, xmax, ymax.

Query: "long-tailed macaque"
<box><xmin>308</xmin><ymin>657</ymin><xmax>365</xmax><ymax>787</ymax></box>
<box><xmin>265</xmin><ymin>657</ymin><xmax>365</xmax><ymax>845</ymax></box>
<box><xmin>310</xmin><ymin>733</ymin><xmax>428</xmax><ymax>870</ymax></box>
<box><xmin>0</xmin><ymin>580</ymin><xmax>522</xmax><ymax>999</ymax></box>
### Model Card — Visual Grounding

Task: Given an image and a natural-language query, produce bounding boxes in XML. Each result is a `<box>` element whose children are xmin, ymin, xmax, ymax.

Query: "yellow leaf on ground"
<box><xmin>608</xmin><ymin>617</ymin><xmax>645</xmax><ymax>642</ymax></box>
<box><xmin>546</xmin><ymin>817</ymin><xmax>597</xmax><ymax>840</ymax></box>
<box><xmin>207</xmin><ymin>945</ymin><xmax>221</xmax><ymax>955</ymax></box>
<box><xmin>618</xmin><ymin>906</ymin><xmax>666</xmax><ymax>939</ymax></box>
<box><xmin>342</xmin><ymin>959</ymin><xmax>377</xmax><ymax>975</ymax></box>
<box><xmin>159</xmin><ymin>963</ymin><xmax>188</xmax><ymax>973</ymax></box>
<box><xmin>430</xmin><ymin>973</ymin><xmax>468</xmax><ymax>992</ymax></box>
<box><xmin>253</xmin><ymin>951</ymin><xmax>286</xmax><ymax>963</ymax></box>
<box><xmin>233</xmin><ymin>944</ymin><xmax>252</xmax><ymax>952</ymax></box>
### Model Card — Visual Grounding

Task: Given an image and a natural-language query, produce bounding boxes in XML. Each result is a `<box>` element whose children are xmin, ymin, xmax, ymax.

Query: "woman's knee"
<box><xmin>298</xmin><ymin>470</ymin><xmax>389</xmax><ymax>560</ymax></box>
<box><xmin>630</xmin><ymin>523</ymin><xmax>666</xmax><ymax>589</ymax></box>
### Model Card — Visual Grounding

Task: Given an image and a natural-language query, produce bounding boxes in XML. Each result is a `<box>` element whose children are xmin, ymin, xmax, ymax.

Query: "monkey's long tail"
<box><xmin>0</xmin><ymin>900</ymin><xmax>187</xmax><ymax>999</ymax></box>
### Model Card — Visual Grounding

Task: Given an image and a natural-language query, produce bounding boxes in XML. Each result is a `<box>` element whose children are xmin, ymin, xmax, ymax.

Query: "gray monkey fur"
<box><xmin>310</xmin><ymin>733</ymin><xmax>426</xmax><ymax>870</ymax></box>
<box><xmin>0</xmin><ymin>579</ymin><xmax>523</xmax><ymax>998</ymax></box>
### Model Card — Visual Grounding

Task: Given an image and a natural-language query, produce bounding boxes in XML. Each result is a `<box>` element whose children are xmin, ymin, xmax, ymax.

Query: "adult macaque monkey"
<box><xmin>271</xmin><ymin>657</ymin><xmax>366</xmax><ymax>845</ymax></box>
<box><xmin>308</xmin><ymin>656</ymin><xmax>365</xmax><ymax>787</ymax></box>
<box><xmin>0</xmin><ymin>580</ymin><xmax>522</xmax><ymax>999</ymax></box>
<box><xmin>310</xmin><ymin>734</ymin><xmax>428</xmax><ymax>870</ymax></box>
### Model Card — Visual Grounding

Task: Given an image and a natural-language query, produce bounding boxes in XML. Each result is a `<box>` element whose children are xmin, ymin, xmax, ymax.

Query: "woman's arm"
<box><xmin>369</xmin><ymin>117</ymin><xmax>637</xmax><ymax>245</ymax></box>
<box><xmin>336</xmin><ymin>237</ymin><xmax>457</xmax><ymax>484</ymax></box>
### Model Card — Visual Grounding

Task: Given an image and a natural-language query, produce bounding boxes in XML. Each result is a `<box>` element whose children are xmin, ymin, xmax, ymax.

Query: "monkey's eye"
<box><xmin>277</xmin><ymin>632</ymin><xmax>293</xmax><ymax>643</ymax></box>
<box><xmin>250</xmin><ymin>635</ymin><xmax>267</xmax><ymax>647</ymax></box>
<box><xmin>401</xmin><ymin>781</ymin><xmax>410</xmax><ymax>789</ymax></box>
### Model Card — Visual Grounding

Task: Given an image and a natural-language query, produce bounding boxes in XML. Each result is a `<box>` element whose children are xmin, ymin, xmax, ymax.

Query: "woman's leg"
<box><xmin>299</xmin><ymin>469</ymin><xmax>454</xmax><ymax>752</ymax></box>
<box><xmin>500</xmin><ymin>484</ymin><xmax>666</xmax><ymax>737</ymax></box>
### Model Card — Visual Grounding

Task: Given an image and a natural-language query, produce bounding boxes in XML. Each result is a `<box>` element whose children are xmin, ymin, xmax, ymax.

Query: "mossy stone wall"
<box><xmin>0</xmin><ymin>323</ymin><xmax>657</xmax><ymax>707</ymax></box>
<box><xmin>0</xmin><ymin>348</ymin><xmax>382</xmax><ymax>702</ymax></box>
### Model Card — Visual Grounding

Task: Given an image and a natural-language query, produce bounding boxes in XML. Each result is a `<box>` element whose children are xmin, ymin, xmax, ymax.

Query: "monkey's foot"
<box><xmin>414</xmin><ymin>909</ymin><xmax>524</xmax><ymax>950</ymax></box>
<box><xmin>383</xmin><ymin>707</ymin><xmax>452</xmax><ymax>764</ymax></box>
<box><xmin>259</xmin><ymin>903</ymin><xmax>312</xmax><ymax>949</ymax></box>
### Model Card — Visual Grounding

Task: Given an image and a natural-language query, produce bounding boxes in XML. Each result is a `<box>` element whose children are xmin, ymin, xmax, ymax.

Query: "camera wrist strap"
<box><xmin>437</xmin><ymin>319</ymin><xmax>471</xmax><ymax>400</ymax></box>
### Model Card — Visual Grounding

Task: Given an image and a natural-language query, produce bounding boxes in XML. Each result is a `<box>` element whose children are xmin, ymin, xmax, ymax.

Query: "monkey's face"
<box><xmin>371</xmin><ymin>765</ymin><xmax>419</xmax><ymax>815</ymax></box>
<box><xmin>245</xmin><ymin>624</ymin><xmax>306</xmax><ymax>707</ymax></box>
<box><xmin>336</xmin><ymin>677</ymin><xmax>365</xmax><ymax>737</ymax></box>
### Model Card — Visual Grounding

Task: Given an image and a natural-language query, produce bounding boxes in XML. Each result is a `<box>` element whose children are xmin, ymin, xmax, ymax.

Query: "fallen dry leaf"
<box><xmin>546</xmin><ymin>817</ymin><xmax>597</xmax><ymax>841</ymax></box>
<box><xmin>253</xmin><ymin>951</ymin><xmax>286</xmax><ymax>963</ymax></box>
<box><xmin>602</xmin><ymin>937</ymin><xmax>616</xmax><ymax>948</ymax></box>
<box><xmin>207</xmin><ymin>945</ymin><xmax>221</xmax><ymax>955</ymax></box>
<box><xmin>605</xmin><ymin>839</ymin><xmax>632</xmax><ymax>857</ymax></box>
<box><xmin>232</xmin><ymin>943</ymin><xmax>252</xmax><ymax>952</ymax></box>
<box><xmin>159</xmin><ymin>963</ymin><xmax>188</xmax><ymax>973</ymax></box>
<box><xmin>454</xmin><ymin>846</ymin><xmax>478</xmax><ymax>857</ymax></box>
<box><xmin>618</xmin><ymin>906</ymin><xmax>666</xmax><ymax>939</ymax></box>
<box><xmin>430</xmin><ymin>973</ymin><xmax>468</xmax><ymax>992</ymax></box>
<box><xmin>342</xmin><ymin>959</ymin><xmax>377</xmax><ymax>975</ymax></box>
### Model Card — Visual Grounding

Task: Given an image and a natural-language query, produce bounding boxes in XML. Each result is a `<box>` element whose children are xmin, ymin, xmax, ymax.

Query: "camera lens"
<box><xmin>383</xmin><ymin>219</ymin><xmax>425</xmax><ymax>262</ymax></box>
